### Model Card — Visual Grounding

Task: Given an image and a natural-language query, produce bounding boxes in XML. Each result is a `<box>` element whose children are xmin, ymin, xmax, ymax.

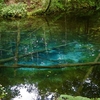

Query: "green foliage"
<box><xmin>65</xmin><ymin>0</ymin><xmax>100</xmax><ymax>11</ymax></box>
<box><xmin>55</xmin><ymin>1</ymin><xmax>65</xmax><ymax>10</ymax></box>
<box><xmin>0</xmin><ymin>3</ymin><xmax>3</xmax><ymax>13</ymax></box>
<box><xmin>1</xmin><ymin>3</ymin><xmax>27</xmax><ymax>18</ymax></box>
<box><xmin>50</xmin><ymin>1</ymin><xmax>65</xmax><ymax>12</ymax></box>
<box><xmin>0</xmin><ymin>0</ymin><xmax>4</xmax><ymax>3</ymax></box>
<box><xmin>58</xmin><ymin>95</ymin><xmax>100</xmax><ymax>100</ymax></box>
<box><xmin>0</xmin><ymin>84</ymin><xmax>7</xmax><ymax>99</ymax></box>
<box><xmin>0</xmin><ymin>3</ymin><xmax>5</xmax><ymax>14</ymax></box>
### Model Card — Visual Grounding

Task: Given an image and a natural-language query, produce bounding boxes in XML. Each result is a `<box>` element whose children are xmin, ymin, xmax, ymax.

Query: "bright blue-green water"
<box><xmin>0</xmin><ymin>14</ymin><xmax>100</xmax><ymax>100</ymax></box>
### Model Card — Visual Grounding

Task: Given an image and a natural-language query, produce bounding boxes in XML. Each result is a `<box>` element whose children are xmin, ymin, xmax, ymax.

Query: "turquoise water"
<box><xmin>0</xmin><ymin>25</ymin><xmax>99</xmax><ymax>66</ymax></box>
<box><xmin>0</xmin><ymin>14</ymin><xmax>100</xmax><ymax>99</ymax></box>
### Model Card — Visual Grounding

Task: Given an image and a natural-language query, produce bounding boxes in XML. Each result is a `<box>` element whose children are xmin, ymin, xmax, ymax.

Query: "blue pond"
<box><xmin>0</xmin><ymin>14</ymin><xmax>100</xmax><ymax>100</ymax></box>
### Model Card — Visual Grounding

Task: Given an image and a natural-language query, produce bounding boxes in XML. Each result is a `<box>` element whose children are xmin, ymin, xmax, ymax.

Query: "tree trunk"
<box><xmin>44</xmin><ymin>0</ymin><xmax>52</xmax><ymax>13</ymax></box>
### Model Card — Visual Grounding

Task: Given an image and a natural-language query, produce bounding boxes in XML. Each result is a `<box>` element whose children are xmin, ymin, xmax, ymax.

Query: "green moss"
<box><xmin>27</xmin><ymin>9</ymin><xmax>43</xmax><ymax>16</ymax></box>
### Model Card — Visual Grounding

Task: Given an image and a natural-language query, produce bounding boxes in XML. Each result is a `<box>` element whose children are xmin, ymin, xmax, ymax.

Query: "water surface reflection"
<box><xmin>0</xmin><ymin>14</ymin><xmax>100</xmax><ymax>99</ymax></box>
<box><xmin>0</xmin><ymin>15</ymin><xmax>100</xmax><ymax>67</ymax></box>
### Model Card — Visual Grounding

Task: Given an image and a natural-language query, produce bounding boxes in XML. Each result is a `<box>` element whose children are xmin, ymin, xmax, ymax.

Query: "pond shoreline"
<box><xmin>0</xmin><ymin>0</ymin><xmax>100</xmax><ymax>19</ymax></box>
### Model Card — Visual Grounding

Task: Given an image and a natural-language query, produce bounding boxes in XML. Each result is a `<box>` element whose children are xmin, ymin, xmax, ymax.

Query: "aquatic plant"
<box><xmin>0</xmin><ymin>84</ymin><xmax>7</xmax><ymax>99</ymax></box>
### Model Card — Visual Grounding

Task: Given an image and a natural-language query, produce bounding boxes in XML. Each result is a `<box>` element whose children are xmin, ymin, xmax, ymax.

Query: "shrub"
<box><xmin>0</xmin><ymin>84</ymin><xmax>7</xmax><ymax>99</ymax></box>
<box><xmin>49</xmin><ymin>1</ymin><xmax>65</xmax><ymax>12</ymax></box>
<box><xmin>0</xmin><ymin>3</ymin><xmax>5</xmax><ymax>14</ymax></box>
<box><xmin>1</xmin><ymin>3</ymin><xmax>27</xmax><ymax>18</ymax></box>
<box><xmin>0</xmin><ymin>0</ymin><xmax>4</xmax><ymax>3</ymax></box>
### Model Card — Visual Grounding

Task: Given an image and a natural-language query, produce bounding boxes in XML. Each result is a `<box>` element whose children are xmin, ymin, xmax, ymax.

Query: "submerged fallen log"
<box><xmin>0</xmin><ymin>57</ymin><xmax>15</xmax><ymax>63</ymax></box>
<box><xmin>0</xmin><ymin>62</ymin><xmax>100</xmax><ymax>68</ymax></box>
<box><xmin>75</xmin><ymin>53</ymin><xmax>100</xmax><ymax>96</ymax></box>
<box><xmin>0</xmin><ymin>43</ymin><xmax>69</xmax><ymax>63</ymax></box>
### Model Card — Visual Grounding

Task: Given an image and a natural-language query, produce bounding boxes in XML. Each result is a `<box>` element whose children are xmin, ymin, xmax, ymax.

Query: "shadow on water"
<box><xmin>0</xmin><ymin>12</ymin><xmax>100</xmax><ymax>99</ymax></box>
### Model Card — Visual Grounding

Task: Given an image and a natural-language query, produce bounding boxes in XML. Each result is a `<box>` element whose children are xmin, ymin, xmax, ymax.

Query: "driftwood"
<box><xmin>0</xmin><ymin>62</ymin><xmax>100</xmax><ymax>68</ymax></box>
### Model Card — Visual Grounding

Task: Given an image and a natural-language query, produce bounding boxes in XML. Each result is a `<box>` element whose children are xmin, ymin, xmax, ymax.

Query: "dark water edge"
<box><xmin>0</xmin><ymin>12</ymin><xmax>100</xmax><ymax>99</ymax></box>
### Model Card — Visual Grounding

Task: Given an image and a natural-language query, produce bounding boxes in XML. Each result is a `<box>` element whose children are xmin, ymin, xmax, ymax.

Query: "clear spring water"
<box><xmin>0</xmin><ymin>14</ymin><xmax>100</xmax><ymax>100</ymax></box>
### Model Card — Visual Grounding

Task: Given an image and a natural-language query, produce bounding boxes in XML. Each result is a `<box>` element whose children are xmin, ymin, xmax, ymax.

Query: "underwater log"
<box><xmin>0</xmin><ymin>62</ymin><xmax>100</xmax><ymax>68</ymax></box>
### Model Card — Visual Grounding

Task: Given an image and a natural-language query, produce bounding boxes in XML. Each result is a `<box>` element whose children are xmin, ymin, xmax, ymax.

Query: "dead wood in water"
<box><xmin>0</xmin><ymin>62</ymin><xmax>100</xmax><ymax>68</ymax></box>
<box><xmin>0</xmin><ymin>43</ymin><xmax>70</xmax><ymax>63</ymax></box>
<box><xmin>75</xmin><ymin>53</ymin><xmax>100</xmax><ymax>96</ymax></box>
